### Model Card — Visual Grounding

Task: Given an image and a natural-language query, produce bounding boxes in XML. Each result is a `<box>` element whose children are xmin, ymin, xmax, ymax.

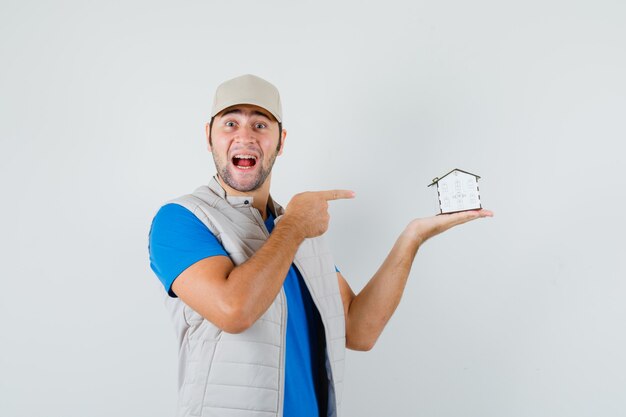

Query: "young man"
<box><xmin>149</xmin><ymin>74</ymin><xmax>493</xmax><ymax>417</ymax></box>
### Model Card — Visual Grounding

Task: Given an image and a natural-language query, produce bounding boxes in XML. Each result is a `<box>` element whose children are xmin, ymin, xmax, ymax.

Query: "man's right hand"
<box><xmin>282</xmin><ymin>190</ymin><xmax>355</xmax><ymax>239</ymax></box>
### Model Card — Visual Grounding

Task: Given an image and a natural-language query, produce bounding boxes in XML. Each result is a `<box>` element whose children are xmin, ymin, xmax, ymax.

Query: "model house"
<box><xmin>428</xmin><ymin>169</ymin><xmax>482</xmax><ymax>214</ymax></box>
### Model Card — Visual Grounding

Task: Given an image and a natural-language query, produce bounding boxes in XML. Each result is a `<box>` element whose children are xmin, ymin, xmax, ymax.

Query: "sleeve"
<box><xmin>148</xmin><ymin>203</ymin><xmax>229</xmax><ymax>297</ymax></box>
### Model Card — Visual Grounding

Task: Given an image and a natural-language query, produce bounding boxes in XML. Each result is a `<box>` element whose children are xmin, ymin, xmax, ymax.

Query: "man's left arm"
<box><xmin>338</xmin><ymin>209</ymin><xmax>494</xmax><ymax>351</ymax></box>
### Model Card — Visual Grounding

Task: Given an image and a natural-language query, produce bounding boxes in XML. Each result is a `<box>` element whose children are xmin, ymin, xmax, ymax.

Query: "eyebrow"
<box><xmin>219</xmin><ymin>109</ymin><xmax>273</xmax><ymax>121</ymax></box>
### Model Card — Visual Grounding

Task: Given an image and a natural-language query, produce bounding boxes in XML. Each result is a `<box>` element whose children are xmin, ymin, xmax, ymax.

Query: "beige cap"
<box><xmin>211</xmin><ymin>74</ymin><xmax>282</xmax><ymax>122</ymax></box>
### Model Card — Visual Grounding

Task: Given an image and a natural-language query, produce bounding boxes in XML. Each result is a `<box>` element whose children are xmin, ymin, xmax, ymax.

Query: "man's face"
<box><xmin>207</xmin><ymin>104</ymin><xmax>285</xmax><ymax>193</ymax></box>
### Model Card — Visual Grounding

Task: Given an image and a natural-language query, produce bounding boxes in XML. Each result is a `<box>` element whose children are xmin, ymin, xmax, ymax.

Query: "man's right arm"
<box><xmin>171</xmin><ymin>190</ymin><xmax>354</xmax><ymax>333</ymax></box>
<box><xmin>172</xmin><ymin>215</ymin><xmax>305</xmax><ymax>333</ymax></box>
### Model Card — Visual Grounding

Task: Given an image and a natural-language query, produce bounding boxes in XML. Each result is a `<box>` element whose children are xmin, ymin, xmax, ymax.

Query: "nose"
<box><xmin>233</xmin><ymin>125</ymin><xmax>257</xmax><ymax>144</ymax></box>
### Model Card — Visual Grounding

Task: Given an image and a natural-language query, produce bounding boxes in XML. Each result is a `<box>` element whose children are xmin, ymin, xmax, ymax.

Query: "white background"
<box><xmin>1</xmin><ymin>1</ymin><xmax>625</xmax><ymax>416</ymax></box>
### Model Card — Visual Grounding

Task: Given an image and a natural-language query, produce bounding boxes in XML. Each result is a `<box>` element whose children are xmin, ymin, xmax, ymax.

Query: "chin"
<box><xmin>222</xmin><ymin>172</ymin><xmax>263</xmax><ymax>193</ymax></box>
<box><xmin>232</xmin><ymin>183</ymin><xmax>259</xmax><ymax>192</ymax></box>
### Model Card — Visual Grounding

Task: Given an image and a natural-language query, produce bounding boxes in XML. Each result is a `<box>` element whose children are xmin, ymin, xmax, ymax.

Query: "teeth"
<box><xmin>233</xmin><ymin>154</ymin><xmax>257</xmax><ymax>170</ymax></box>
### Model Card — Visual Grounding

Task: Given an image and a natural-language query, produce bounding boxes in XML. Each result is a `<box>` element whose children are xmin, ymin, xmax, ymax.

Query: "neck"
<box><xmin>216</xmin><ymin>175</ymin><xmax>272</xmax><ymax>219</ymax></box>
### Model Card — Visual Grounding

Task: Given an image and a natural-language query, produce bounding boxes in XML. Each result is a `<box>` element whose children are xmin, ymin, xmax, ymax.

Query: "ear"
<box><xmin>277</xmin><ymin>128</ymin><xmax>287</xmax><ymax>156</ymax></box>
<box><xmin>205</xmin><ymin>122</ymin><xmax>212</xmax><ymax>152</ymax></box>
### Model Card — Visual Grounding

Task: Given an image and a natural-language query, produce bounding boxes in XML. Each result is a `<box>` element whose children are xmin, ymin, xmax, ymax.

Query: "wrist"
<box><xmin>403</xmin><ymin>220</ymin><xmax>428</xmax><ymax>247</ymax></box>
<box><xmin>276</xmin><ymin>214</ymin><xmax>307</xmax><ymax>243</ymax></box>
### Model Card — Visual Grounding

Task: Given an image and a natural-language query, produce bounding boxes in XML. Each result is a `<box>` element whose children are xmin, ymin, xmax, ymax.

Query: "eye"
<box><xmin>254</xmin><ymin>122</ymin><xmax>267</xmax><ymax>129</ymax></box>
<box><xmin>225</xmin><ymin>121</ymin><xmax>236</xmax><ymax>127</ymax></box>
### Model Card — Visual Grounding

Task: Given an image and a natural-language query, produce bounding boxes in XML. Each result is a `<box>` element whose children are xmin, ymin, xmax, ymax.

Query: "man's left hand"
<box><xmin>405</xmin><ymin>209</ymin><xmax>494</xmax><ymax>246</ymax></box>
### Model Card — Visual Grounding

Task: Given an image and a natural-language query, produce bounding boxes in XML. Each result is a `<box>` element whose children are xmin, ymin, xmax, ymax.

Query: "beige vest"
<box><xmin>164</xmin><ymin>177</ymin><xmax>346</xmax><ymax>417</ymax></box>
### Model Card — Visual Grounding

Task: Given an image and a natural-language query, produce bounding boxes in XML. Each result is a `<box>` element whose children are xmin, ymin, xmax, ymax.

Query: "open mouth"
<box><xmin>232</xmin><ymin>154</ymin><xmax>258</xmax><ymax>169</ymax></box>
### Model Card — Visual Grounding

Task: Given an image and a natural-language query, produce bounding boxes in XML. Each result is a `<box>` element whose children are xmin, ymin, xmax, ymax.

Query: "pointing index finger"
<box><xmin>320</xmin><ymin>189</ymin><xmax>356</xmax><ymax>201</ymax></box>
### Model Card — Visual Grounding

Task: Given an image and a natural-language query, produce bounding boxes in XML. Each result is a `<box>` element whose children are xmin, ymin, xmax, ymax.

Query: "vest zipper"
<box><xmin>250</xmin><ymin>206</ymin><xmax>288</xmax><ymax>417</ymax></box>
<box><xmin>277</xmin><ymin>289</ymin><xmax>287</xmax><ymax>417</ymax></box>
<box><xmin>293</xmin><ymin>258</ymin><xmax>337</xmax><ymax>415</ymax></box>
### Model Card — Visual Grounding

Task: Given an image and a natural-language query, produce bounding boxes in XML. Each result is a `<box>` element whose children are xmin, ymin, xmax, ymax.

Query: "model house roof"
<box><xmin>428</xmin><ymin>168</ymin><xmax>481</xmax><ymax>187</ymax></box>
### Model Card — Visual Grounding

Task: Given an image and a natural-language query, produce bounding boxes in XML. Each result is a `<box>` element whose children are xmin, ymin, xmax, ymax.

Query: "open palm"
<box><xmin>407</xmin><ymin>209</ymin><xmax>494</xmax><ymax>244</ymax></box>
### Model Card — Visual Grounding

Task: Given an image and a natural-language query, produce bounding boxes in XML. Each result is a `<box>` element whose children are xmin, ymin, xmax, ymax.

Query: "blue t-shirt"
<box><xmin>149</xmin><ymin>203</ymin><xmax>326</xmax><ymax>417</ymax></box>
